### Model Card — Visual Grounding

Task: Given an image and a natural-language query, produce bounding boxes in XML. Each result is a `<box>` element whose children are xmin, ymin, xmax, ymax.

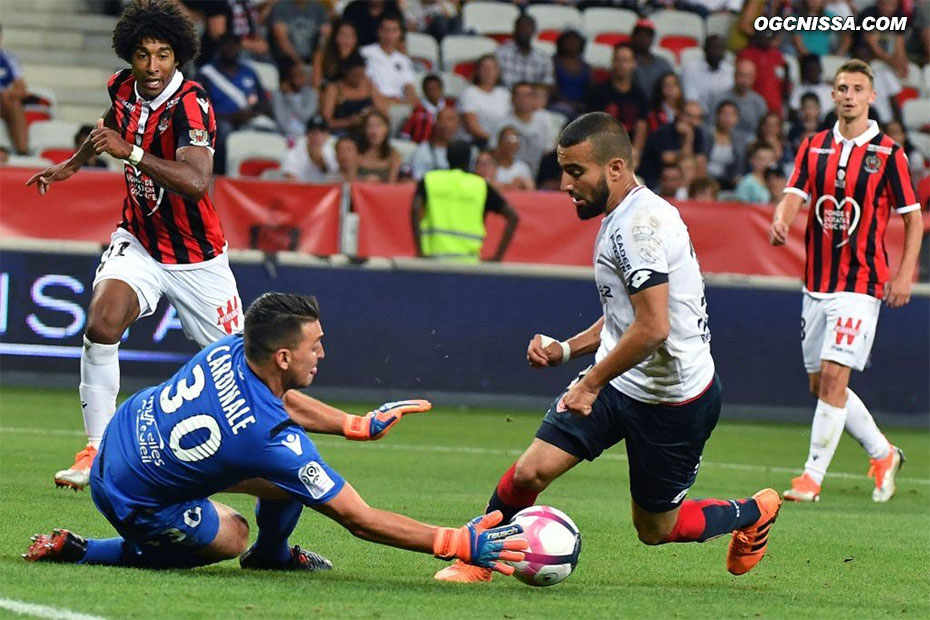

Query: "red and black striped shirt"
<box><xmin>108</xmin><ymin>68</ymin><xmax>226</xmax><ymax>265</ymax></box>
<box><xmin>787</xmin><ymin>121</ymin><xmax>920</xmax><ymax>298</ymax></box>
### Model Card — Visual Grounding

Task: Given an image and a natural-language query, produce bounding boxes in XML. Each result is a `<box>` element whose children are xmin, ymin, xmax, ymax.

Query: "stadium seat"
<box><xmin>909</xmin><ymin>131</ymin><xmax>930</xmax><ymax>160</ymax></box>
<box><xmin>527</xmin><ymin>4</ymin><xmax>583</xmax><ymax>42</ymax></box>
<box><xmin>244</xmin><ymin>59</ymin><xmax>279</xmax><ymax>93</ymax></box>
<box><xmin>784</xmin><ymin>54</ymin><xmax>799</xmax><ymax>85</ymax></box>
<box><xmin>706</xmin><ymin>12</ymin><xmax>735</xmax><ymax>39</ymax></box>
<box><xmin>0</xmin><ymin>123</ymin><xmax>12</xmax><ymax>150</ymax></box>
<box><xmin>593</xmin><ymin>33</ymin><xmax>631</xmax><ymax>46</ymax></box>
<box><xmin>531</xmin><ymin>39</ymin><xmax>556</xmax><ymax>58</ymax></box>
<box><xmin>582</xmin><ymin>7</ymin><xmax>637</xmax><ymax>40</ymax></box>
<box><xmin>39</xmin><ymin>147</ymin><xmax>75</xmax><ymax>164</ymax></box>
<box><xmin>652</xmin><ymin>9</ymin><xmax>705</xmax><ymax>45</ymax></box>
<box><xmin>226</xmin><ymin>130</ymin><xmax>287</xmax><ymax>179</ymax></box>
<box><xmin>462</xmin><ymin>1</ymin><xmax>519</xmax><ymax>40</ymax></box>
<box><xmin>652</xmin><ymin>46</ymin><xmax>678</xmax><ymax>70</ymax></box>
<box><xmin>435</xmin><ymin>71</ymin><xmax>468</xmax><ymax>100</ymax></box>
<box><xmin>388</xmin><ymin>103</ymin><xmax>413</xmax><ymax>137</ymax></box>
<box><xmin>28</xmin><ymin>119</ymin><xmax>79</xmax><ymax>153</ymax></box>
<box><xmin>440</xmin><ymin>34</ymin><xmax>497</xmax><ymax>74</ymax></box>
<box><xmin>538</xmin><ymin>109</ymin><xmax>567</xmax><ymax>150</ymax></box>
<box><xmin>924</xmin><ymin>65</ymin><xmax>930</xmax><ymax>96</ymax></box>
<box><xmin>7</xmin><ymin>154</ymin><xmax>53</xmax><ymax>168</ymax></box>
<box><xmin>658</xmin><ymin>35</ymin><xmax>699</xmax><ymax>64</ymax></box>
<box><xmin>390</xmin><ymin>137</ymin><xmax>418</xmax><ymax>164</ymax></box>
<box><xmin>820</xmin><ymin>55</ymin><xmax>846</xmax><ymax>83</ymax></box>
<box><xmin>23</xmin><ymin>85</ymin><xmax>57</xmax><ymax>126</ymax></box>
<box><xmin>901</xmin><ymin>61</ymin><xmax>925</xmax><ymax>96</ymax></box>
<box><xmin>407</xmin><ymin>32</ymin><xmax>440</xmax><ymax>72</ymax></box>
<box><xmin>583</xmin><ymin>43</ymin><xmax>614</xmax><ymax>70</ymax></box>
<box><xmin>902</xmin><ymin>98</ymin><xmax>930</xmax><ymax>132</ymax></box>
<box><xmin>259</xmin><ymin>167</ymin><xmax>288</xmax><ymax>181</ymax></box>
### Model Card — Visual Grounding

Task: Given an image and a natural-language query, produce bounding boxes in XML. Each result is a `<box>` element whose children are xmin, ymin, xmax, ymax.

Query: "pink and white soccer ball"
<box><xmin>508</xmin><ymin>505</ymin><xmax>581</xmax><ymax>587</ymax></box>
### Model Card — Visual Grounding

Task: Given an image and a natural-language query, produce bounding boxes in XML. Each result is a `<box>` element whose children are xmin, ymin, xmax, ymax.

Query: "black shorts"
<box><xmin>536</xmin><ymin>373</ymin><xmax>721</xmax><ymax>514</ymax></box>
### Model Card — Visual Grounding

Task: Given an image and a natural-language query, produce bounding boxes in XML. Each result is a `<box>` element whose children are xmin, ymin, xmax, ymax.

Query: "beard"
<box><xmin>575</xmin><ymin>177</ymin><xmax>610</xmax><ymax>220</ymax></box>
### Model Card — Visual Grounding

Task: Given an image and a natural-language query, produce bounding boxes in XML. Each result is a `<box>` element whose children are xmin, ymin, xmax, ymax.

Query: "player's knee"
<box><xmin>817</xmin><ymin>368</ymin><xmax>847</xmax><ymax>401</ymax></box>
<box><xmin>228</xmin><ymin>512</ymin><xmax>250</xmax><ymax>557</ymax></box>
<box><xmin>512</xmin><ymin>459</ymin><xmax>552</xmax><ymax>492</ymax></box>
<box><xmin>85</xmin><ymin>304</ymin><xmax>132</xmax><ymax>344</ymax></box>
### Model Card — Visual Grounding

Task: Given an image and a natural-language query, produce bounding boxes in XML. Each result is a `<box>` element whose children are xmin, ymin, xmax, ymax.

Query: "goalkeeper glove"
<box><xmin>432</xmin><ymin>511</ymin><xmax>527</xmax><ymax>575</ymax></box>
<box><xmin>342</xmin><ymin>399</ymin><xmax>432</xmax><ymax>441</ymax></box>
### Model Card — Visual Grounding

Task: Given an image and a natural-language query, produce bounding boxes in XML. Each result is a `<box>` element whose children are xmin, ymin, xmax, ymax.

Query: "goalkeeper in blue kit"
<box><xmin>24</xmin><ymin>293</ymin><xmax>526</xmax><ymax>573</ymax></box>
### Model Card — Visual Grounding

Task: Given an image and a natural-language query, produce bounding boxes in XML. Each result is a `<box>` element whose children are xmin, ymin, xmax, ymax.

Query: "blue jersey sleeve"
<box><xmin>252</xmin><ymin>423</ymin><xmax>346</xmax><ymax>506</ymax></box>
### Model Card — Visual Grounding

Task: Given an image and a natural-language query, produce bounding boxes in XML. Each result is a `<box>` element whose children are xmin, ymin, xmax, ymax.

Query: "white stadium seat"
<box><xmin>583</xmin><ymin>43</ymin><xmax>614</xmax><ymax>70</ymax></box>
<box><xmin>902</xmin><ymin>98</ymin><xmax>930</xmax><ymax>131</ymax></box>
<box><xmin>406</xmin><ymin>32</ymin><xmax>440</xmax><ymax>72</ymax></box>
<box><xmin>820</xmin><ymin>55</ymin><xmax>846</xmax><ymax>83</ymax></box>
<box><xmin>440</xmin><ymin>35</ymin><xmax>498</xmax><ymax>72</ymax></box>
<box><xmin>226</xmin><ymin>130</ymin><xmax>287</xmax><ymax>179</ymax></box>
<box><xmin>651</xmin><ymin>9</ymin><xmax>705</xmax><ymax>44</ymax></box>
<box><xmin>28</xmin><ymin>119</ymin><xmax>79</xmax><ymax>152</ymax></box>
<box><xmin>390</xmin><ymin>138</ymin><xmax>418</xmax><ymax>164</ymax></box>
<box><xmin>706</xmin><ymin>12</ymin><xmax>735</xmax><ymax>39</ymax></box>
<box><xmin>244</xmin><ymin>59</ymin><xmax>279</xmax><ymax>92</ymax></box>
<box><xmin>436</xmin><ymin>71</ymin><xmax>469</xmax><ymax>99</ymax></box>
<box><xmin>538</xmin><ymin>109</ymin><xmax>568</xmax><ymax>150</ymax></box>
<box><xmin>526</xmin><ymin>4</ymin><xmax>583</xmax><ymax>32</ymax></box>
<box><xmin>8</xmin><ymin>155</ymin><xmax>53</xmax><ymax>168</ymax></box>
<box><xmin>531</xmin><ymin>38</ymin><xmax>556</xmax><ymax>58</ymax></box>
<box><xmin>388</xmin><ymin>103</ymin><xmax>413</xmax><ymax>137</ymax></box>
<box><xmin>908</xmin><ymin>131</ymin><xmax>930</xmax><ymax>160</ymax></box>
<box><xmin>582</xmin><ymin>7</ymin><xmax>637</xmax><ymax>38</ymax></box>
<box><xmin>924</xmin><ymin>65</ymin><xmax>930</xmax><ymax>96</ymax></box>
<box><xmin>462</xmin><ymin>1</ymin><xmax>519</xmax><ymax>37</ymax></box>
<box><xmin>902</xmin><ymin>61</ymin><xmax>925</xmax><ymax>94</ymax></box>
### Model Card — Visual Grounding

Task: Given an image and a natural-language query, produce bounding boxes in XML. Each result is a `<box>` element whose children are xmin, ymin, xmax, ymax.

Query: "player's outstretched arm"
<box><xmin>283</xmin><ymin>390</ymin><xmax>431</xmax><ymax>440</ymax></box>
<box><xmin>769</xmin><ymin>192</ymin><xmax>805</xmax><ymax>246</ymax></box>
<box><xmin>885</xmin><ymin>209</ymin><xmax>924</xmax><ymax>308</ymax></box>
<box><xmin>313</xmin><ymin>483</ymin><xmax>526</xmax><ymax>574</ymax></box>
<box><xmin>527</xmin><ymin>316</ymin><xmax>604</xmax><ymax>368</ymax></box>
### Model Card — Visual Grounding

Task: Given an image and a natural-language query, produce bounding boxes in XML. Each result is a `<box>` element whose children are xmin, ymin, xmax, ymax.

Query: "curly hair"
<box><xmin>112</xmin><ymin>0</ymin><xmax>200</xmax><ymax>66</ymax></box>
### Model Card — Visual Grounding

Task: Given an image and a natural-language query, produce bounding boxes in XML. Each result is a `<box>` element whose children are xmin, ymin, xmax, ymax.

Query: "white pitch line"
<box><xmin>1</xmin><ymin>426</ymin><xmax>927</xmax><ymax>486</ymax></box>
<box><xmin>0</xmin><ymin>598</ymin><xmax>107</xmax><ymax>620</ymax></box>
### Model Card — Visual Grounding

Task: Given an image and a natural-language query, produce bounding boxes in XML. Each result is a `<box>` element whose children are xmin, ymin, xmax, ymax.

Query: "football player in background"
<box><xmin>26</xmin><ymin>0</ymin><xmax>242</xmax><ymax>491</ymax></box>
<box><xmin>24</xmin><ymin>293</ymin><xmax>527</xmax><ymax>574</ymax></box>
<box><xmin>769</xmin><ymin>59</ymin><xmax>922</xmax><ymax>503</ymax></box>
<box><xmin>435</xmin><ymin>112</ymin><xmax>781</xmax><ymax>583</ymax></box>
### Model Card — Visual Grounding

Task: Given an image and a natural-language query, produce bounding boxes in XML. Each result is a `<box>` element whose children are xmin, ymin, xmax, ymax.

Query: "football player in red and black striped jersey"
<box><xmin>26</xmin><ymin>0</ymin><xmax>243</xmax><ymax>491</ymax></box>
<box><xmin>769</xmin><ymin>59</ymin><xmax>923</xmax><ymax>504</ymax></box>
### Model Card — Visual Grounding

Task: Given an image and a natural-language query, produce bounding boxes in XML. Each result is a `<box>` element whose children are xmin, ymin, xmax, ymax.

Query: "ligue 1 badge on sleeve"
<box><xmin>864</xmin><ymin>154</ymin><xmax>881</xmax><ymax>174</ymax></box>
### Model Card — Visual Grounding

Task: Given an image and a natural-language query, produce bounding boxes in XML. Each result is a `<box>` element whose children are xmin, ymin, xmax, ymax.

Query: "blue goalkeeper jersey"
<box><xmin>97</xmin><ymin>334</ymin><xmax>345</xmax><ymax>521</ymax></box>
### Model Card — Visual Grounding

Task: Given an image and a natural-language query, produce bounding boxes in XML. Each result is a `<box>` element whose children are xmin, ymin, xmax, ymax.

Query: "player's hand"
<box><xmin>90</xmin><ymin>118</ymin><xmax>132</xmax><ymax>160</ymax></box>
<box><xmin>342</xmin><ymin>399</ymin><xmax>432</xmax><ymax>440</ymax></box>
<box><xmin>25</xmin><ymin>161</ymin><xmax>78</xmax><ymax>196</ymax></box>
<box><xmin>432</xmin><ymin>510</ymin><xmax>527</xmax><ymax>575</ymax></box>
<box><xmin>527</xmin><ymin>334</ymin><xmax>566</xmax><ymax>368</ymax></box>
<box><xmin>769</xmin><ymin>219</ymin><xmax>790</xmax><ymax>246</ymax></box>
<box><xmin>558</xmin><ymin>377</ymin><xmax>600</xmax><ymax>416</ymax></box>
<box><xmin>884</xmin><ymin>274</ymin><xmax>912</xmax><ymax>308</ymax></box>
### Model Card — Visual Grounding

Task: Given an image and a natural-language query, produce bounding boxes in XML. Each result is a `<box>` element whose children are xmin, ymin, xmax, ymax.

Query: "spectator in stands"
<box><xmin>688</xmin><ymin>176</ymin><xmax>720</xmax><ymax>201</ymax></box>
<box><xmin>704</xmin><ymin>101</ymin><xmax>748</xmax><ymax>191</ymax></box>
<box><xmin>587</xmin><ymin>44</ymin><xmax>648</xmax><ymax>159</ymax></box>
<box><xmin>639</xmin><ymin>100</ymin><xmax>707</xmax><ymax>190</ymax></box>
<box><xmin>272</xmin><ymin>57</ymin><xmax>319</xmax><ymax>142</ymax></box>
<box><xmin>342</xmin><ymin>0</ymin><xmax>403</xmax><ymax>47</ymax></box>
<box><xmin>312</xmin><ymin>19</ymin><xmax>359</xmax><ymax>89</ymax></box>
<box><xmin>788</xmin><ymin>93</ymin><xmax>822</xmax><ymax>152</ymax></box>
<box><xmin>356</xmin><ymin>109</ymin><xmax>401</xmax><ymax>183</ymax></box>
<box><xmin>906</xmin><ymin>0</ymin><xmax>929</xmax><ymax>66</ymax></box>
<box><xmin>730</xmin><ymin>0</ymin><xmax>789</xmax><ymax>53</ymax></box>
<box><xmin>473</xmin><ymin>149</ymin><xmax>500</xmax><ymax>189</ymax></box>
<box><xmin>790</xmin><ymin>0</ymin><xmax>851</xmax><ymax>57</ymax></box>
<box><xmin>788</xmin><ymin>55</ymin><xmax>833</xmax><ymax>122</ymax></box>
<box><xmin>550</xmin><ymin>28</ymin><xmax>591</xmax><ymax>119</ymax></box>
<box><xmin>859</xmin><ymin>0</ymin><xmax>909</xmax><ymax>78</ymax></box>
<box><xmin>494</xmin><ymin>82</ymin><xmax>552</xmax><ymax>176</ymax></box>
<box><xmin>535</xmin><ymin>150</ymin><xmax>561</xmax><ymax>191</ymax></box>
<box><xmin>658</xmin><ymin>163</ymin><xmax>688</xmax><ymax>201</ymax></box>
<box><xmin>884</xmin><ymin>119</ymin><xmax>929</xmax><ymax>181</ymax></box>
<box><xmin>360</xmin><ymin>14</ymin><xmax>418</xmax><ymax>104</ymax></box>
<box><xmin>184</xmin><ymin>0</ymin><xmax>271</xmax><ymax>68</ymax></box>
<box><xmin>681</xmin><ymin>34</ymin><xmax>733</xmax><ymax>116</ymax></box>
<box><xmin>707</xmin><ymin>59</ymin><xmax>768</xmax><ymax>137</ymax></box>
<box><xmin>320</xmin><ymin>52</ymin><xmax>387</xmax><ymax>134</ymax></box>
<box><xmin>629</xmin><ymin>19</ymin><xmax>673</xmax><ymax>102</ymax></box>
<box><xmin>403</xmin><ymin>0</ymin><xmax>462</xmax><ymax>42</ymax></box>
<box><xmin>268</xmin><ymin>0</ymin><xmax>331</xmax><ymax>65</ymax></box>
<box><xmin>737</xmin><ymin>30</ymin><xmax>787</xmax><ymax>118</ymax></box>
<box><xmin>75</xmin><ymin>125</ymin><xmax>108</xmax><ymax>169</ymax></box>
<box><xmin>410</xmin><ymin>106</ymin><xmax>459</xmax><ymax>180</ymax></box>
<box><xmin>0</xmin><ymin>27</ymin><xmax>29</xmax><ymax>155</ymax></box>
<box><xmin>401</xmin><ymin>74</ymin><xmax>449</xmax><ymax>143</ymax></box>
<box><xmin>411</xmin><ymin>139</ymin><xmax>519</xmax><ymax>262</ymax></box>
<box><xmin>281</xmin><ymin>114</ymin><xmax>340</xmax><ymax>182</ymax></box>
<box><xmin>764</xmin><ymin>165</ymin><xmax>786</xmax><ymax>203</ymax></box>
<box><xmin>334</xmin><ymin>135</ymin><xmax>359</xmax><ymax>181</ymax></box>
<box><xmin>755</xmin><ymin>112</ymin><xmax>793</xmax><ymax>173</ymax></box>
<box><xmin>459</xmin><ymin>54</ymin><xmax>512</xmax><ymax>148</ymax></box>
<box><xmin>492</xmin><ymin>126</ymin><xmax>535</xmax><ymax>191</ymax></box>
<box><xmin>197</xmin><ymin>33</ymin><xmax>271</xmax><ymax>175</ymax></box>
<box><xmin>495</xmin><ymin>14</ymin><xmax>554</xmax><ymax>90</ymax></box>
<box><xmin>734</xmin><ymin>142</ymin><xmax>777</xmax><ymax>204</ymax></box>
<box><xmin>647</xmin><ymin>72</ymin><xmax>684</xmax><ymax>133</ymax></box>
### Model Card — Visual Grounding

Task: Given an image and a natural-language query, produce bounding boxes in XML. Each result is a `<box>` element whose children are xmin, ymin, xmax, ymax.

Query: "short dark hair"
<box><xmin>447</xmin><ymin>140</ymin><xmax>473</xmax><ymax>170</ymax></box>
<box><xmin>112</xmin><ymin>0</ymin><xmax>201</xmax><ymax>66</ymax></box>
<box><xmin>422</xmin><ymin>73</ymin><xmax>442</xmax><ymax>91</ymax></box>
<box><xmin>244</xmin><ymin>293</ymin><xmax>320</xmax><ymax>362</ymax></box>
<box><xmin>764</xmin><ymin>165</ymin><xmax>786</xmax><ymax>181</ymax></box>
<box><xmin>341</xmin><ymin>51</ymin><xmax>367</xmax><ymax>72</ymax></box>
<box><xmin>747</xmin><ymin>141</ymin><xmax>775</xmax><ymax>160</ymax></box>
<box><xmin>558</xmin><ymin>112</ymin><xmax>632</xmax><ymax>166</ymax></box>
<box><xmin>800</xmin><ymin>92</ymin><xmax>820</xmax><ymax>107</ymax></box>
<box><xmin>835</xmin><ymin>58</ymin><xmax>874</xmax><ymax>86</ymax></box>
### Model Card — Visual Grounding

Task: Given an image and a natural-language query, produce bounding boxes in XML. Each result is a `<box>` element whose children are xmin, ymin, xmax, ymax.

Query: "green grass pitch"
<box><xmin>0</xmin><ymin>386</ymin><xmax>928</xmax><ymax>619</ymax></box>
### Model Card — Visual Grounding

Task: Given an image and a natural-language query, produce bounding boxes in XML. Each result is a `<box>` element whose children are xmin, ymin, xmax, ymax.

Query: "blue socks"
<box><xmin>251</xmin><ymin>499</ymin><xmax>303</xmax><ymax>564</ymax></box>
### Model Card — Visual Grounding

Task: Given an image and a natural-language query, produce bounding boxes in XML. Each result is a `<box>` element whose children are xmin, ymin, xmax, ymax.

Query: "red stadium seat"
<box><xmin>238</xmin><ymin>159</ymin><xmax>280</xmax><ymax>178</ymax></box>
<box><xmin>658</xmin><ymin>35</ymin><xmax>699</xmax><ymax>64</ymax></box>
<box><xmin>592</xmin><ymin>68</ymin><xmax>610</xmax><ymax>83</ymax></box>
<box><xmin>24</xmin><ymin>109</ymin><xmax>52</xmax><ymax>127</ymax></box>
<box><xmin>537</xmin><ymin>29</ymin><xmax>561</xmax><ymax>43</ymax></box>
<box><xmin>39</xmin><ymin>148</ymin><xmax>75</xmax><ymax>164</ymax></box>
<box><xmin>896</xmin><ymin>87</ymin><xmax>920</xmax><ymax>108</ymax></box>
<box><xmin>594</xmin><ymin>33</ymin><xmax>630</xmax><ymax>46</ymax></box>
<box><xmin>486</xmin><ymin>33</ymin><xmax>511</xmax><ymax>44</ymax></box>
<box><xmin>453</xmin><ymin>61</ymin><xmax>477</xmax><ymax>81</ymax></box>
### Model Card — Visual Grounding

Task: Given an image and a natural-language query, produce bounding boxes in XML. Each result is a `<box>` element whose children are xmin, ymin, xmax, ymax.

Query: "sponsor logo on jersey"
<box><xmin>283</xmin><ymin>433</ymin><xmax>303</xmax><ymax>456</ymax></box>
<box><xmin>183</xmin><ymin>506</ymin><xmax>202</xmax><ymax>528</ymax></box>
<box><xmin>216</xmin><ymin>297</ymin><xmax>241</xmax><ymax>335</ymax></box>
<box><xmin>834</xmin><ymin>317</ymin><xmax>862</xmax><ymax>345</ymax></box>
<box><xmin>866</xmin><ymin>144</ymin><xmax>893</xmax><ymax>155</ymax></box>
<box><xmin>811</xmin><ymin>147</ymin><xmax>835</xmax><ymax>154</ymax></box>
<box><xmin>189</xmin><ymin>129</ymin><xmax>210</xmax><ymax>147</ymax></box>
<box><xmin>298</xmin><ymin>461</ymin><xmax>335</xmax><ymax>499</ymax></box>
<box><xmin>814</xmin><ymin>195</ymin><xmax>861</xmax><ymax>247</ymax></box>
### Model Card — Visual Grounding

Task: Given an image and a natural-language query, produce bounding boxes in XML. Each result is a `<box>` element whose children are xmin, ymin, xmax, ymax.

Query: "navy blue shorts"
<box><xmin>536</xmin><ymin>373</ymin><xmax>721</xmax><ymax>514</ymax></box>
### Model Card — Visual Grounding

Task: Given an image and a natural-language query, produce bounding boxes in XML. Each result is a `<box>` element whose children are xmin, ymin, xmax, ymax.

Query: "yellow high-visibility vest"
<box><xmin>421</xmin><ymin>169</ymin><xmax>487</xmax><ymax>262</ymax></box>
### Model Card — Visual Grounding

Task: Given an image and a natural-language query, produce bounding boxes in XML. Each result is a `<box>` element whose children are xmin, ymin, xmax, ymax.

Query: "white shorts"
<box><xmin>93</xmin><ymin>228</ymin><xmax>242</xmax><ymax>347</ymax></box>
<box><xmin>801</xmin><ymin>291</ymin><xmax>881</xmax><ymax>374</ymax></box>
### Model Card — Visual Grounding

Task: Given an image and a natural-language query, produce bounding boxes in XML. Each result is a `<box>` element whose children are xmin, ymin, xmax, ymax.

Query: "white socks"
<box><xmin>804</xmin><ymin>399</ymin><xmax>847</xmax><ymax>485</ymax></box>
<box><xmin>843</xmin><ymin>388</ymin><xmax>890</xmax><ymax>460</ymax></box>
<box><xmin>79</xmin><ymin>336</ymin><xmax>120</xmax><ymax>447</ymax></box>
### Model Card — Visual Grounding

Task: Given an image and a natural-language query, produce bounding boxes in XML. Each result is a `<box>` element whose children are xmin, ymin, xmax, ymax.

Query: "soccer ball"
<box><xmin>508</xmin><ymin>505</ymin><xmax>581</xmax><ymax>587</ymax></box>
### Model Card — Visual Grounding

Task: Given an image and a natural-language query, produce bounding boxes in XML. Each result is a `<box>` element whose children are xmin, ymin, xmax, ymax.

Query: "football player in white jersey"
<box><xmin>434</xmin><ymin>112</ymin><xmax>781</xmax><ymax>583</ymax></box>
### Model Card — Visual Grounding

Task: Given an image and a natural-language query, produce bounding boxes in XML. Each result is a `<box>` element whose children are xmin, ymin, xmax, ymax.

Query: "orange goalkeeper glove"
<box><xmin>432</xmin><ymin>511</ymin><xmax>527</xmax><ymax>575</ymax></box>
<box><xmin>342</xmin><ymin>399</ymin><xmax>432</xmax><ymax>441</ymax></box>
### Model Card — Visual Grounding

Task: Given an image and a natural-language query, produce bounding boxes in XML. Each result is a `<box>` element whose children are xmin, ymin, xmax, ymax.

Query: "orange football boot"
<box><xmin>727</xmin><ymin>488</ymin><xmax>782</xmax><ymax>576</ymax></box>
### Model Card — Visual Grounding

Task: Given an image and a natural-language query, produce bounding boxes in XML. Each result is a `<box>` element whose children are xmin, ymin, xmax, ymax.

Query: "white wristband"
<box><xmin>127</xmin><ymin>145</ymin><xmax>144</xmax><ymax>167</ymax></box>
<box><xmin>539</xmin><ymin>334</ymin><xmax>571</xmax><ymax>364</ymax></box>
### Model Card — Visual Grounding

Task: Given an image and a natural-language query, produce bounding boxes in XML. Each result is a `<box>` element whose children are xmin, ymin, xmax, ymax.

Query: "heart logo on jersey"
<box><xmin>814</xmin><ymin>195</ymin><xmax>861</xmax><ymax>248</ymax></box>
